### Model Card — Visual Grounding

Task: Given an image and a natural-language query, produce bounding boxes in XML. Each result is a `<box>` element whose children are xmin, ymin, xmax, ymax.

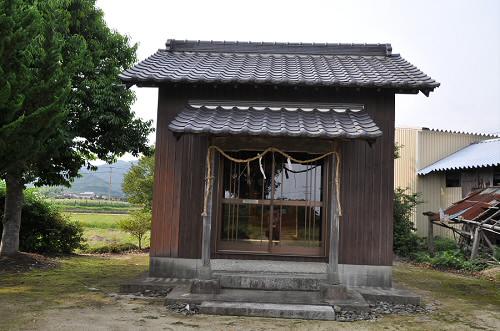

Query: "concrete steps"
<box><xmin>199</xmin><ymin>301</ymin><xmax>336</xmax><ymax>320</ymax></box>
<box><xmin>213</xmin><ymin>271</ymin><xmax>326</xmax><ymax>291</ymax></box>
<box><xmin>211</xmin><ymin>288</ymin><xmax>325</xmax><ymax>305</ymax></box>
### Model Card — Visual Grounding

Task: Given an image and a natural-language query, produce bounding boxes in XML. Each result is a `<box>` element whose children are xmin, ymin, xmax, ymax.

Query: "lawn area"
<box><xmin>68</xmin><ymin>213</ymin><xmax>149</xmax><ymax>250</ymax></box>
<box><xmin>0</xmin><ymin>254</ymin><xmax>149</xmax><ymax>330</ymax></box>
<box><xmin>0</xmin><ymin>256</ymin><xmax>499</xmax><ymax>330</ymax></box>
<box><xmin>69</xmin><ymin>213</ymin><xmax>128</xmax><ymax>229</ymax></box>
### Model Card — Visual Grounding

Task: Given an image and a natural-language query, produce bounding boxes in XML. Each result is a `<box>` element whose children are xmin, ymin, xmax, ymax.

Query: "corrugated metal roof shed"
<box><xmin>443</xmin><ymin>187</ymin><xmax>500</xmax><ymax>221</ymax></box>
<box><xmin>120</xmin><ymin>40</ymin><xmax>440</xmax><ymax>95</ymax></box>
<box><xmin>418</xmin><ymin>138</ymin><xmax>500</xmax><ymax>175</ymax></box>
<box><xmin>168</xmin><ymin>101</ymin><xmax>382</xmax><ymax>139</ymax></box>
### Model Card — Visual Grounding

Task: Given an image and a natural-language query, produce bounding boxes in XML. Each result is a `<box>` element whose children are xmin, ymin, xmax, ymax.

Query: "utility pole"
<box><xmin>108</xmin><ymin>166</ymin><xmax>113</xmax><ymax>201</ymax></box>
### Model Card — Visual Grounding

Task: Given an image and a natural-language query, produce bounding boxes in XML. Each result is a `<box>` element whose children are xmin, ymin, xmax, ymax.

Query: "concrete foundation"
<box><xmin>190</xmin><ymin>279</ymin><xmax>221</xmax><ymax>294</ymax></box>
<box><xmin>319</xmin><ymin>283</ymin><xmax>349</xmax><ymax>300</ymax></box>
<box><xmin>150</xmin><ymin>257</ymin><xmax>392</xmax><ymax>288</ymax></box>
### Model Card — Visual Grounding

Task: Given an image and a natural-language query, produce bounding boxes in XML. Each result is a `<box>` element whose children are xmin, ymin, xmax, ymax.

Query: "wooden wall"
<box><xmin>338</xmin><ymin>95</ymin><xmax>394</xmax><ymax>266</ymax></box>
<box><xmin>150</xmin><ymin>89</ymin><xmax>207</xmax><ymax>258</ymax></box>
<box><xmin>151</xmin><ymin>84</ymin><xmax>395</xmax><ymax>266</ymax></box>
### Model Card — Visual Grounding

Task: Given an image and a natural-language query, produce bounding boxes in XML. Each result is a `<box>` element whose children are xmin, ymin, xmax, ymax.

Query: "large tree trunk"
<box><xmin>0</xmin><ymin>172</ymin><xmax>24</xmax><ymax>256</ymax></box>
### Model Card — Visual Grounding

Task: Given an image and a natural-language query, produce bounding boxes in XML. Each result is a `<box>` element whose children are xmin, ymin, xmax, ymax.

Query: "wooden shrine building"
<box><xmin>120</xmin><ymin>40</ymin><xmax>439</xmax><ymax>289</ymax></box>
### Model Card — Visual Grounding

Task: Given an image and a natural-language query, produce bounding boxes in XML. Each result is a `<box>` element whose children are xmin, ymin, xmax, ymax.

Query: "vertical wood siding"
<box><xmin>338</xmin><ymin>94</ymin><xmax>394</xmax><ymax>266</ymax></box>
<box><xmin>151</xmin><ymin>89</ymin><xmax>208</xmax><ymax>257</ymax></box>
<box><xmin>151</xmin><ymin>85</ymin><xmax>395</xmax><ymax>266</ymax></box>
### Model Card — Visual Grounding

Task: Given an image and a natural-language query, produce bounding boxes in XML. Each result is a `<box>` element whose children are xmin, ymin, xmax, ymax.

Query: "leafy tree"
<box><xmin>0</xmin><ymin>0</ymin><xmax>153</xmax><ymax>256</ymax></box>
<box><xmin>118</xmin><ymin>210</ymin><xmax>151</xmax><ymax>250</ymax></box>
<box><xmin>123</xmin><ymin>151</ymin><xmax>154</xmax><ymax>210</ymax></box>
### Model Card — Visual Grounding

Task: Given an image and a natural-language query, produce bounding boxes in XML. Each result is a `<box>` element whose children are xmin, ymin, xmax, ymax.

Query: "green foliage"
<box><xmin>411</xmin><ymin>237</ymin><xmax>488</xmax><ymax>272</ymax></box>
<box><xmin>434</xmin><ymin>236</ymin><xmax>459</xmax><ymax>252</ymax></box>
<box><xmin>430</xmin><ymin>250</ymin><xmax>488</xmax><ymax>272</ymax></box>
<box><xmin>20</xmin><ymin>0</ymin><xmax>154</xmax><ymax>187</ymax></box>
<box><xmin>1</xmin><ymin>0</ymin><xmax>152</xmax><ymax>254</ymax></box>
<box><xmin>0</xmin><ymin>188</ymin><xmax>86</xmax><ymax>253</ymax></box>
<box><xmin>122</xmin><ymin>151</ymin><xmax>154</xmax><ymax>210</ymax></box>
<box><xmin>0</xmin><ymin>0</ymin><xmax>75</xmax><ymax>174</ymax></box>
<box><xmin>83</xmin><ymin>242</ymin><xmax>138</xmax><ymax>254</ymax></box>
<box><xmin>118</xmin><ymin>210</ymin><xmax>151</xmax><ymax>249</ymax></box>
<box><xmin>394</xmin><ymin>143</ymin><xmax>403</xmax><ymax>159</ymax></box>
<box><xmin>393</xmin><ymin>187</ymin><xmax>422</xmax><ymax>257</ymax></box>
<box><xmin>49</xmin><ymin>199</ymin><xmax>135</xmax><ymax>213</ymax></box>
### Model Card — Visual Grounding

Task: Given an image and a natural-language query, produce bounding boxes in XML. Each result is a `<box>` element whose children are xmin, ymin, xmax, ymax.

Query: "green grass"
<box><xmin>69</xmin><ymin>213</ymin><xmax>128</xmax><ymax>229</ymax></box>
<box><xmin>0</xmin><ymin>254</ymin><xmax>149</xmax><ymax>329</ymax></box>
<box><xmin>394</xmin><ymin>263</ymin><xmax>500</xmax><ymax>307</ymax></box>
<box><xmin>68</xmin><ymin>212</ymin><xmax>149</xmax><ymax>250</ymax></box>
<box><xmin>0</xmin><ymin>257</ymin><xmax>499</xmax><ymax>330</ymax></box>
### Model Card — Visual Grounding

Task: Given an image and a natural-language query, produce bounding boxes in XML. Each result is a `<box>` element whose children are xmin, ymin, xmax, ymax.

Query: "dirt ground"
<box><xmin>16</xmin><ymin>295</ymin><xmax>500</xmax><ymax>331</ymax></box>
<box><xmin>0</xmin><ymin>252</ymin><xmax>58</xmax><ymax>274</ymax></box>
<box><xmin>1</xmin><ymin>254</ymin><xmax>499</xmax><ymax>331</ymax></box>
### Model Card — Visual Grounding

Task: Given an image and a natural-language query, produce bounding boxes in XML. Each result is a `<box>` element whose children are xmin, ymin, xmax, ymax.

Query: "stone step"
<box><xmin>166</xmin><ymin>287</ymin><xmax>370</xmax><ymax>313</ymax></box>
<box><xmin>214</xmin><ymin>288</ymin><xmax>325</xmax><ymax>305</ymax></box>
<box><xmin>199</xmin><ymin>301</ymin><xmax>336</xmax><ymax>320</ymax></box>
<box><xmin>213</xmin><ymin>271</ymin><xmax>326</xmax><ymax>291</ymax></box>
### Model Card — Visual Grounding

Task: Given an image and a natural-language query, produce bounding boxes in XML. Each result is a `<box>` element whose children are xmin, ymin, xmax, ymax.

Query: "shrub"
<box><xmin>411</xmin><ymin>251</ymin><xmax>432</xmax><ymax>264</ymax></box>
<box><xmin>84</xmin><ymin>243</ymin><xmax>138</xmax><ymax>254</ymax></box>
<box><xmin>0</xmin><ymin>188</ymin><xmax>86</xmax><ymax>254</ymax></box>
<box><xmin>433</xmin><ymin>236</ymin><xmax>459</xmax><ymax>252</ymax></box>
<box><xmin>393</xmin><ymin>187</ymin><xmax>422</xmax><ymax>257</ymax></box>
<box><xmin>118</xmin><ymin>210</ymin><xmax>151</xmax><ymax>249</ymax></box>
<box><xmin>426</xmin><ymin>249</ymin><xmax>488</xmax><ymax>272</ymax></box>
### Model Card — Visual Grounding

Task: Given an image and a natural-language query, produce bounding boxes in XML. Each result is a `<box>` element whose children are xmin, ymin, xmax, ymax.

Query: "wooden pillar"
<box><xmin>424</xmin><ymin>212</ymin><xmax>435</xmax><ymax>255</ymax></box>
<box><xmin>327</xmin><ymin>154</ymin><xmax>340</xmax><ymax>284</ymax></box>
<box><xmin>470</xmin><ymin>227</ymin><xmax>481</xmax><ymax>260</ymax></box>
<box><xmin>199</xmin><ymin>149</ymin><xmax>215</xmax><ymax>280</ymax></box>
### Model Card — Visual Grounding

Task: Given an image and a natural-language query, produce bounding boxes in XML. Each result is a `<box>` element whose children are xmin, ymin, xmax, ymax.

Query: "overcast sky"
<box><xmin>97</xmin><ymin>0</ymin><xmax>500</xmax><ymax>155</ymax></box>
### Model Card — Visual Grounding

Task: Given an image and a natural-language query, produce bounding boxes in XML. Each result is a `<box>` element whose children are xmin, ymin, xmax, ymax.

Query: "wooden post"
<box><xmin>200</xmin><ymin>149</ymin><xmax>214</xmax><ymax>280</ymax></box>
<box><xmin>327</xmin><ymin>154</ymin><xmax>340</xmax><ymax>284</ymax></box>
<box><xmin>470</xmin><ymin>226</ymin><xmax>481</xmax><ymax>260</ymax></box>
<box><xmin>423</xmin><ymin>212</ymin><xmax>435</xmax><ymax>255</ymax></box>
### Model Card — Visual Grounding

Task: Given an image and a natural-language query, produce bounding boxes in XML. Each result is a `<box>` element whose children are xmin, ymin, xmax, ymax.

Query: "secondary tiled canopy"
<box><xmin>120</xmin><ymin>40</ymin><xmax>440</xmax><ymax>95</ymax></box>
<box><xmin>168</xmin><ymin>101</ymin><xmax>382</xmax><ymax>139</ymax></box>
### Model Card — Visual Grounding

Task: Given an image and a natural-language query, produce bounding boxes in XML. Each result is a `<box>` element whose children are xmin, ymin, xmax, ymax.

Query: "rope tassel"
<box><xmin>258</xmin><ymin>154</ymin><xmax>266</xmax><ymax>179</ymax></box>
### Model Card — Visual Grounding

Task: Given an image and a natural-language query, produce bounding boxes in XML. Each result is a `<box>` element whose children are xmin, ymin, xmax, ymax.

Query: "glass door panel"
<box><xmin>217</xmin><ymin>151</ymin><xmax>325</xmax><ymax>256</ymax></box>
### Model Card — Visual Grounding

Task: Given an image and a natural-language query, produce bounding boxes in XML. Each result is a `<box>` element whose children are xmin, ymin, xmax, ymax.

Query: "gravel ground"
<box><xmin>336</xmin><ymin>301</ymin><xmax>437</xmax><ymax>322</ymax></box>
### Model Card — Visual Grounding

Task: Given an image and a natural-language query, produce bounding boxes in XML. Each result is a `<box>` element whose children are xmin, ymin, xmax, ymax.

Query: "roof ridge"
<box><xmin>165</xmin><ymin>39</ymin><xmax>392</xmax><ymax>56</ymax></box>
<box><xmin>422</xmin><ymin>127</ymin><xmax>499</xmax><ymax>137</ymax></box>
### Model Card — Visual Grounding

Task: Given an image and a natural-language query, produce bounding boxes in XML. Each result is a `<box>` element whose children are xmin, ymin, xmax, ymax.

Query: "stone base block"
<box><xmin>319</xmin><ymin>283</ymin><xmax>349</xmax><ymax>300</ymax></box>
<box><xmin>190</xmin><ymin>279</ymin><xmax>221</xmax><ymax>294</ymax></box>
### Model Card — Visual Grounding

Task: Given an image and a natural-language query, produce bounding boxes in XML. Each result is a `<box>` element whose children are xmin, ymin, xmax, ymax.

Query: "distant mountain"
<box><xmin>67</xmin><ymin>160</ymin><xmax>136</xmax><ymax>198</ymax></box>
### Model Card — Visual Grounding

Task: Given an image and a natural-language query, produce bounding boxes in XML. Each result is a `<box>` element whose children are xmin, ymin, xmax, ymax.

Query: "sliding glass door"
<box><xmin>216</xmin><ymin>151</ymin><xmax>326</xmax><ymax>256</ymax></box>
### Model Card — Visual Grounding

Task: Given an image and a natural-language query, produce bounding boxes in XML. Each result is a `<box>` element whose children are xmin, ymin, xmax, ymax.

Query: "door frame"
<box><xmin>213</xmin><ymin>148</ymin><xmax>331</xmax><ymax>257</ymax></box>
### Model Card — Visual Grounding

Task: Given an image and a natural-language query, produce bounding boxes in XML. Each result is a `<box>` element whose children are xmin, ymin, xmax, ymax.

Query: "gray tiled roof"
<box><xmin>168</xmin><ymin>101</ymin><xmax>383</xmax><ymax>139</ymax></box>
<box><xmin>120</xmin><ymin>40</ymin><xmax>440</xmax><ymax>95</ymax></box>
